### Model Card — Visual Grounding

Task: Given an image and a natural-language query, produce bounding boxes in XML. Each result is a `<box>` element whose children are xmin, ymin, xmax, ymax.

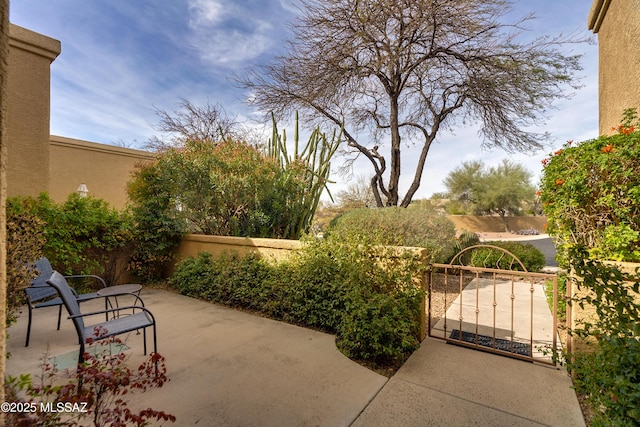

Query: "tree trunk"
<box><xmin>386</xmin><ymin>96</ymin><xmax>401</xmax><ymax>206</ymax></box>
<box><xmin>0</xmin><ymin>0</ymin><xmax>10</xmax><ymax>414</ymax></box>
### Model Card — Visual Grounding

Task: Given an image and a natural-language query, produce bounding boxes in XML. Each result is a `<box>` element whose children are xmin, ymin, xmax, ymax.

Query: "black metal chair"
<box><xmin>24</xmin><ymin>257</ymin><xmax>107</xmax><ymax>347</ymax></box>
<box><xmin>46</xmin><ymin>270</ymin><xmax>157</xmax><ymax>366</ymax></box>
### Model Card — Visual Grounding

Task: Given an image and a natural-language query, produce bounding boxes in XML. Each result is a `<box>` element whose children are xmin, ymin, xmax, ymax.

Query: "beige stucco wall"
<box><xmin>175</xmin><ymin>234</ymin><xmax>302</xmax><ymax>264</ymax></box>
<box><xmin>49</xmin><ymin>135</ymin><xmax>155</xmax><ymax>209</ymax></box>
<box><xmin>569</xmin><ymin>260</ymin><xmax>640</xmax><ymax>354</ymax></box>
<box><xmin>7</xmin><ymin>24</ymin><xmax>155</xmax><ymax>209</ymax></box>
<box><xmin>589</xmin><ymin>0</ymin><xmax>640</xmax><ymax>134</ymax></box>
<box><xmin>447</xmin><ymin>216</ymin><xmax>547</xmax><ymax>233</ymax></box>
<box><xmin>7</xmin><ymin>24</ymin><xmax>60</xmax><ymax>197</ymax></box>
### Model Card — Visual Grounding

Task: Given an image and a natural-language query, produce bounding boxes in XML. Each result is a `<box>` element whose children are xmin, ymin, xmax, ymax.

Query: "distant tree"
<box><xmin>146</xmin><ymin>98</ymin><xmax>241</xmax><ymax>150</ymax></box>
<box><xmin>429</xmin><ymin>192</ymin><xmax>449</xmax><ymax>200</ymax></box>
<box><xmin>443</xmin><ymin>160</ymin><xmax>484</xmax><ymax>203</ymax></box>
<box><xmin>335</xmin><ymin>175</ymin><xmax>377</xmax><ymax>208</ymax></box>
<box><xmin>473</xmin><ymin>160</ymin><xmax>535</xmax><ymax>219</ymax></box>
<box><xmin>443</xmin><ymin>159</ymin><xmax>535</xmax><ymax>226</ymax></box>
<box><xmin>241</xmin><ymin>0</ymin><xmax>583</xmax><ymax>208</ymax></box>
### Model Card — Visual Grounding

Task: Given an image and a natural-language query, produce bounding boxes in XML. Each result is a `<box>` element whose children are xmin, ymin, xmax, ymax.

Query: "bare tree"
<box><xmin>146</xmin><ymin>98</ymin><xmax>239</xmax><ymax>150</ymax></box>
<box><xmin>335</xmin><ymin>175</ymin><xmax>377</xmax><ymax>208</ymax></box>
<box><xmin>241</xmin><ymin>0</ymin><xmax>583</xmax><ymax>207</ymax></box>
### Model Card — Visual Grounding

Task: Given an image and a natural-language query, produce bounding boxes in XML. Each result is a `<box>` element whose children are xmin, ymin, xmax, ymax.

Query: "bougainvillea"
<box><xmin>540</xmin><ymin>108</ymin><xmax>640</xmax><ymax>265</ymax></box>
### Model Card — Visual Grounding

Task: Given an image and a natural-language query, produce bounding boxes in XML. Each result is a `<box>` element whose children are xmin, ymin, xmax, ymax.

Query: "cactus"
<box><xmin>267</xmin><ymin>112</ymin><xmax>342</xmax><ymax>238</ymax></box>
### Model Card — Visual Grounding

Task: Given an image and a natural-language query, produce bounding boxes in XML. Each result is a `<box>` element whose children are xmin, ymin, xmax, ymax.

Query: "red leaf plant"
<box><xmin>5</xmin><ymin>326</ymin><xmax>175</xmax><ymax>426</ymax></box>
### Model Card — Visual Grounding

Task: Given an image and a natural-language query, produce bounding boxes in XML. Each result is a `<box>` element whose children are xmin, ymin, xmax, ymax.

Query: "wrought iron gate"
<box><xmin>427</xmin><ymin>245</ymin><xmax>562</xmax><ymax>365</ymax></box>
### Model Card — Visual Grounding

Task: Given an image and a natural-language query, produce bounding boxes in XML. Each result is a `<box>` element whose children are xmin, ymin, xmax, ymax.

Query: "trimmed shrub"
<box><xmin>6</xmin><ymin>197</ymin><xmax>46</xmax><ymax>327</ymax></box>
<box><xmin>169</xmin><ymin>232</ymin><xmax>425</xmax><ymax>367</ymax></box>
<box><xmin>8</xmin><ymin>193</ymin><xmax>133</xmax><ymax>287</ymax></box>
<box><xmin>327</xmin><ymin>207</ymin><xmax>456</xmax><ymax>262</ymax></box>
<box><xmin>468</xmin><ymin>241</ymin><xmax>546</xmax><ymax>272</ymax></box>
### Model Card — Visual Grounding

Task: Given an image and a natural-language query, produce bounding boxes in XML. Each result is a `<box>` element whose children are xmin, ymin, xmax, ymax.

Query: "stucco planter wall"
<box><xmin>569</xmin><ymin>260</ymin><xmax>640</xmax><ymax>353</ymax></box>
<box><xmin>173</xmin><ymin>233</ymin><xmax>430</xmax><ymax>338</ymax></box>
<box><xmin>175</xmin><ymin>234</ymin><xmax>302</xmax><ymax>265</ymax></box>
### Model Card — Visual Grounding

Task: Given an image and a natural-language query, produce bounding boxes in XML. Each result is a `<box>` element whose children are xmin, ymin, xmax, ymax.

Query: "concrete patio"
<box><xmin>7</xmin><ymin>287</ymin><xmax>585</xmax><ymax>426</ymax></box>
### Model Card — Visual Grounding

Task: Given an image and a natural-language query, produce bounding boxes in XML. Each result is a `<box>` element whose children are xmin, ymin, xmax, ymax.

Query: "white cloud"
<box><xmin>186</xmin><ymin>0</ymin><xmax>277</xmax><ymax>66</ymax></box>
<box><xmin>188</xmin><ymin>0</ymin><xmax>225</xmax><ymax>26</ymax></box>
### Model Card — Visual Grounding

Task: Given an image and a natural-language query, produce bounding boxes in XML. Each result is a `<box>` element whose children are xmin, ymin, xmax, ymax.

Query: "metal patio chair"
<box><xmin>46</xmin><ymin>270</ymin><xmax>157</xmax><ymax>366</ymax></box>
<box><xmin>24</xmin><ymin>257</ymin><xmax>107</xmax><ymax>347</ymax></box>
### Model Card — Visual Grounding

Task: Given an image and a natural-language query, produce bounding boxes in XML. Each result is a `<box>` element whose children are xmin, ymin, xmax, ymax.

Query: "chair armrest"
<box><xmin>64</xmin><ymin>274</ymin><xmax>107</xmax><ymax>289</ymax></box>
<box><xmin>68</xmin><ymin>305</ymin><xmax>153</xmax><ymax>320</ymax></box>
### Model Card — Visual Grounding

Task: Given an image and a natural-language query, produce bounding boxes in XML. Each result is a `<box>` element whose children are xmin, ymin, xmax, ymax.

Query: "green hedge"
<box><xmin>170</xmin><ymin>232</ymin><xmax>425</xmax><ymax>367</ymax></box>
<box><xmin>6</xmin><ymin>197</ymin><xmax>46</xmax><ymax>326</ymax></box>
<box><xmin>466</xmin><ymin>241</ymin><xmax>546</xmax><ymax>272</ymax></box>
<box><xmin>7</xmin><ymin>193</ymin><xmax>134</xmax><ymax>287</ymax></box>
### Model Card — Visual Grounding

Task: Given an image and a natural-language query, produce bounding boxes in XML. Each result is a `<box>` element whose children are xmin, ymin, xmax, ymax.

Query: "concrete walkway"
<box><xmin>7</xmin><ymin>288</ymin><xmax>585</xmax><ymax>426</ymax></box>
<box><xmin>431</xmin><ymin>276</ymin><xmax>559</xmax><ymax>362</ymax></box>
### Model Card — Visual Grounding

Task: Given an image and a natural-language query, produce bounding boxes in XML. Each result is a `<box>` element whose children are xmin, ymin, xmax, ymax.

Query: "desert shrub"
<box><xmin>327</xmin><ymin>207</ymin><xmax>456</xmax><ymax>262</ymax></box>
<box><xmin>7</xmin><ymin>194</ymin><xmax>133</xmax><ymax>287</ymax></box>
<box><xmin>337</xmin><ymin>283</ymin><xmax>423</xmax><ymax>364</ymax></box>
<box><xmin>170</xmin><ymin>252</ymin><xmax>276</xmax><ymax>311</ymax></box>
<box><xmin>5</xmin><ymin>197</ymin><xmax>46</xmax><ymax>327</ymax></box>
<box><xmin>127</xmin><ymin>137</ymin><xmax>334</xmax><ymax>278</ymax></box>
<box><xmin>540</xmin><ymin>108</ymin><xmax>640</xmax><ymax>266</ymax></box>
<box><xmin>467</xmin><ymin>241</ymin><xmax>546</xmax><ymax>272</ymax></box>
<box><xmin>170</xmin><ymin>231</ymin><xmax>425</xmax><ymax>367</ymax></box>
<box><xmin>447</xmin><ymin>230</ymin><xmax>481</xmax><ymax>265</ymax></box>
<box><xmin>127</xmin><ymin>159</ymin><xmax>186</xmax><ymax>281</ymax></box>
<box><xmin>34</xmin><ymin>193</ymin><xmax>133</xmax><ymax>284</ymax></box>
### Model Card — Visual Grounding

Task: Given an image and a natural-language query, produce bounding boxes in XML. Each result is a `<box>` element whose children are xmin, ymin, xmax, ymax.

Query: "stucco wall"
<box><xmin>175</xmin><ymin>234</ymin><xmax>302</xmax><ymax>264</ymax></box>
<box><xmin>589</xmin><ymin>0</ymin><xmax>640</xmax><ymax>134</ymax></box>
<box><xmin>447</xmin><ymin>216</ymin><xmax>547</xmax><ymax>233</ymax></box>
<box><xmin>7</xmin><ymin>24</ymin><xmax>60</xmax><ymax>197</ymax></box>
<box><xmin>49</xmin><ymin>135</ymin><xmax>155</xmax><ymax>209</ymax></box>
<box><xmin>7</xmin><ymin>24</ymin><xmax>155</xmax><ymax>209</ymax></box>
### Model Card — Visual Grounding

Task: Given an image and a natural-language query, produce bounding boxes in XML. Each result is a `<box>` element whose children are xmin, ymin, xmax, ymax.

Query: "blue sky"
<box><xmin>10</xmin><ymin>0</ymin><xmax>599</xmax><ymax>200</ymax></box>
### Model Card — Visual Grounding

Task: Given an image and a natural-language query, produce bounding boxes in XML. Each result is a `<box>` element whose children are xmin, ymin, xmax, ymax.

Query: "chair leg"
<box><xmin>77</xmin><ymin>341</ymin><xmax>86</xmax><ymax>390</ymax></box>
<box><xmin>143</xmin><ymin>328</ymin><xmax>147</xmax><ymax>355</ymax></box>
<box><xmin>25</xmin><ymin>306</ymin><xmax>33</xmax><ymax>347</ymax></box>
<box><xmin>77</xmin><ymin>341</ymin><xmax>85</xmax><ymax>366</ymax></box>
<box><xmin>152</xmin><ymin>325</ymin><xmax>158</xmax><ymax>376</ymax></box>
<box><xmin>153</xmin><ymin>325</ymin><xmax>157</xmax><ymax>354</ymax></box>
<box><xmin>56</xmin><ymin>305</ymin><xmax>62</xmax><ymax>330</ymax></box>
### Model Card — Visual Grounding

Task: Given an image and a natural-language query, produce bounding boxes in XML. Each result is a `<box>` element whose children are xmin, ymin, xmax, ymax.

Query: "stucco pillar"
<box><xmin>7</xmin><ymin>24</ymin><xmax>60</xmax><ymax>196</ymax></box>
<box><xmin>0</xmin><ymin>0</ymin><xmax>10</xmax><ymax>412</ymax></box>
<box><xmin>589</xmin><ymin>0</ymin><xmax>640</xmax><ymax>134</ymax></box>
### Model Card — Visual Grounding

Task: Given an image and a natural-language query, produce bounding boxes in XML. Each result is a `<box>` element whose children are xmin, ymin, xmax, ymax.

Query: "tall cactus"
<box><xmin>268</xmin><ymin>112</ymin><xmax>341</xmax><ymax>238</ymax></box>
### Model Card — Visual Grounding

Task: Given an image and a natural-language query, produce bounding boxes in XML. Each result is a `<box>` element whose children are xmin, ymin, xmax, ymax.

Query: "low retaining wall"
<box><xmin>173</xmin><ymin>234</ymin><xmax>429</xmax><ymax>338</ymax></box>
<box><xmin>569</xmin><ymin>260</ymin><xmax>640</xmax><ymax>354</ymax></box>
<box><xmin>175</xmin><ymin>234</ymin><xmax>302</xmax><ymax>264</ymax></box>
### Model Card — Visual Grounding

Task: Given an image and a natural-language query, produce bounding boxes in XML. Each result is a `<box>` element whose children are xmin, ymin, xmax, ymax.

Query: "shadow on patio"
<box><xmin>7</xmin><ymin>287</ymin><xmax>387</xmax><ymax>426</ymax></box>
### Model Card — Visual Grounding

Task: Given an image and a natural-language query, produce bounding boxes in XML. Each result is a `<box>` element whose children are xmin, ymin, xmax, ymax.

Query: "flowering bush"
<box><xmin>540</xmin><ymin>108</ymin><xmax>640</xmax><ymax>266</ymax></box>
